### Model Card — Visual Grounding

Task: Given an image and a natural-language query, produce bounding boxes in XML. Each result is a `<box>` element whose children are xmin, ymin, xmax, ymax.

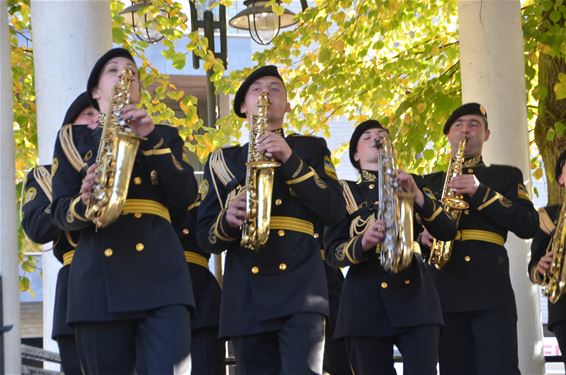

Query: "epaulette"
<box><xmin>210</xmin><ymin>149</ymin><xmax>236</xmax><ymax>187</ymax></box>
<box><xmin>33</xmin><ymin>166</ymin><xmax>53</xmax><ymax>202</ymax></box>
<box><xmin>59</xmin><ymin>125</ymin><xmax>87</xmax><ymax>172</ymax></box>
<box><xmin>339</xmin><ymin>180</ymin><xmax>358</xmax><ymax>215</ymax></box>
<box><xmin>538</xmin><ymin>207</ymin><xmax>555</xmax><ymax>235</ymax></box>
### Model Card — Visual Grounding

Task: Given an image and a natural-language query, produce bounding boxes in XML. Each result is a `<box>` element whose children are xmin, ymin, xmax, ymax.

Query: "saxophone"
<box><xmin>240</xmin><ymin>92</ymin><xmax>280</xmax><ymax>251</ymax></box>
<box><xmin>375</xmin><ymin>136</ymin><xmax>415</xmax><ymax>273</ymax></box>
<box><xmin>428</xmin><ymin>137</ymin><xmax>469</xmax><ymax>269</ymax></box>
<box><xmin>543</xmin><ymin>188</ymin><xmax>566</xmax><ymax>303</ymax></box>
<box><xmin>85</xmin><ymin>67</ymin><xmax>144</xmax><ymax>229</ymax></box>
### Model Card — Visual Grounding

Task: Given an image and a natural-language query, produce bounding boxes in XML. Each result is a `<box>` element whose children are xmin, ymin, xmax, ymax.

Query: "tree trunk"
<box><xmin>535</xmin><ymin>52</ymin><xmax>566</xmax><ymax>205</ymax></box>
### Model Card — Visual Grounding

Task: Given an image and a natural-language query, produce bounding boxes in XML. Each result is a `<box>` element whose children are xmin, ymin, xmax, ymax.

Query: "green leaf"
<box><xmin>555</xmin><ymin>121</ymin><xmax>565</xmax><ymax>136</ymax></box>
<box><xmin>546</xmin><ymin>128</ymin><xmax>556</xmax><ymax>141</ymax></box>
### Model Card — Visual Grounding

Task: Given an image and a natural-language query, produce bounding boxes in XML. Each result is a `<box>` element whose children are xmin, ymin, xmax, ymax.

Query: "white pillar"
<box><xmin>1</xmin><ymin>0</ymin><xmax>22</xmax><ymax>373</ymax></box>
<box><xmin>29</xmin><ymin>0</ymin><xmax>112</xmax><ymax>361</ymax></box>
<box><xmin>458</xmin><ymin>1</ymin><xmax>544</xmax><ymax>373</ymax></box>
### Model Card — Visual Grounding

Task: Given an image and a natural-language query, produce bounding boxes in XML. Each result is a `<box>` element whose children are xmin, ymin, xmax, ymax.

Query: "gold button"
<box><xmin>380</xmin><ymin>282</ymin><xmax>388</xmax><ymax>289</ymax></box>
<box><xmin>182</xmin><ymin>228</ymin><xmax>190</xmax><ymax>235</ymax></box>
<box><xmin>275</xmin><ymin>199</ymin><xmax>282</xmax><ymax>206</ymax></box>
<box><xmin>464</xmin><ymin>255</ymin><xmax>471</xmax><ymax>262</ymax></box>
<box><xmin>134</xmin><ymin>177</ymin><xmax>142</xmax><ymax>185</ymax></box>
<box><xmin>136</xmin><ymin>243</ymin><xmax>145</xmax><ymax>252</ymax></box>
<box><xmin>134</xmin><ymin>213</ymin><xmax>142</xmax><ymax>219</ymax></box>
<box><xmin>278</xmin><ymin>230</ymin><xmax>285</xmax><ymax>237</ymax></box>
<box><xmin>369</xmin><ymin>184</ymin><xmax>375</xmax><ymax>190</ymax></box>
<box><xmin>251</xmin><ymin>266</ymin><xmax>259</xmax><ymax>274</ymax></box>
<box><xmin>104</xmin><ymin>248</ymin><xmax>113</xmax><ymax>257</ymax></box>
<box><xmin>464</xmin><ymin>210</ymin><xmax>469</xmax><ymax>215</ymax></box>
<box><xmin>313</xmin><ymin>233</ymin><xmax>319</xmax><ymax>239</ymax></box>
<box><xmin>279</xmin><ymin>263</ymin><xmax>287</xmax><ymax>271</ymax></box>
<box><xmin>404</xmin><ymin>279</ymin><xmax>411</xmax><ymax>285</ymax></box>
<box><xmin>468</xmin><ymin>169</ymin><xmax>474</xmax><ymax>173</ymax></box>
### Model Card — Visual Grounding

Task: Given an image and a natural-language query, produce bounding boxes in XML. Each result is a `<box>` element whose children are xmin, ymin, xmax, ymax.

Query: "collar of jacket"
<box><xmin>463</xmin><ymin>154</ymin><xmax>483</xmax><ymax>168</ymax></box>
<box><xmin>359</xmin><ymin>169</ymin><xmax>378</xmax><ymax>183</ymax></box>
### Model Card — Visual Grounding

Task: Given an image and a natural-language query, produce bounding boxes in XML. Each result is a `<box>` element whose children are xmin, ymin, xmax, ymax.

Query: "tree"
<box><xmin>8</xmin><ymin>0</ymin><xmax>566</xmax><ymax>289</ymax></box>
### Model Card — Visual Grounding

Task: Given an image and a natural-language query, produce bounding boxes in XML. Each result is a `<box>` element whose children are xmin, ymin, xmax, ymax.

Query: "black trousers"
<box><xmin>231</xmin><ymin>313</ymin><xmax>325</xmax><ymax>375</ymax></box>
<box><xmin>552</xmin><ymin>320</ymin><xmax>566</xmax><ymax>367</ymax></box>
<box><xmin>75</xmin><ymin>305</ymin><xmax>191</xmax><ymax>375</ymax></box>
<box><xmin>439</xmin><ymin>310</ymin><xmax>519</xmax><ymax>375</ymax></box>
<box><xmin>345</xmin><ymin>325</ymin><xmax>440</xmax><ymax>375</ymax></box>
<box><xmin>191</xmin><ymin>326</ymin><xmax>225</xmax><ymax>374</ymax></box>
<box><xmin>57</xmin><ymin>335</ymin><xmax>82</xmax><ymax>375</ymax></box>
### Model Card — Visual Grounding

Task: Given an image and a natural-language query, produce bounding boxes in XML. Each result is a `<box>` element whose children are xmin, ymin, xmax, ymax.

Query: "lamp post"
<box><xmin>228</xmin><ymin>0</ymin><xmax>300</xmax><ymax>45</ymax></box>
<box><xmin>120</xmin><ymin>0</ymin><xmax>168</xmax><ymax>44</ymax></box>
<box><xmin>189</xmin><ymin>1</ymin><xmax>227</xmax><ymax>127</ymax></box>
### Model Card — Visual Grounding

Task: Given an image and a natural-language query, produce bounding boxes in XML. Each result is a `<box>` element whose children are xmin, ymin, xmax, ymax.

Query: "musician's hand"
<box><xmin>257</xmin><ymin>131</ymin><xmax>292</xmax><ymax>163</ymax></box>
<box><xmin>396</xmin><ymin>170</ymin><xmax>425</xmax><ymax>207</ymax></box>
<box><xmin>361</xmin><ymin>220</ymin><xmax>385</xmax><ymax>251</ymax></box>
<box><xmin>419</xmin><ymin>228</ymin><xmax>434</xmax><ymax>247</ymax></box>
<box><xmin>80</xmin><ymin>164</ymin><xmax>98</xmax><ymax>205</ymax></box>
<box><xmin>225</xmin><ymin>193</ymin><xmax>247</xmax><ymax>229</ymax></box>
<box><xmin>537</xmin><ymin>252</ymin><xmax>553</xmax><ymax>276</ymax></box>
<box><xmin>448</xmin><ymin>174</ymin><xmax>480</xmax><ymax>197</ymax></box>
<box><xmin>122</xmin><ymin>104</ymin><xmax>155</xmax><ymax>137</ymax></box>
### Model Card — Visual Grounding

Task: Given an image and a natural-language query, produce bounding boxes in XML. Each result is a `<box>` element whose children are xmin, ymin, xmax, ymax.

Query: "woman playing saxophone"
<box><xmin>529</xmin><ymin>150</ymin><xmax>566</xmax><ymax>366</ymax></box>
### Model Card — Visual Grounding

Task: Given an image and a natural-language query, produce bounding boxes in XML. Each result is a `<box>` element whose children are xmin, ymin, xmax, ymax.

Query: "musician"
<box><xmin>528</xmin><ymin>150</ymin><xmax>566</xmax><ymax>365</ymax></box>
<box><xmin>50</xmin><ymin>47</ymin><xmax>198</xmax><ymax>374</ymax></box>
<box><xmin>21</xmin><ymin>92</ymin><xmax>97</xmax><ymax>375</ymax></box>
<box><xmin>196</xmin><ymin>65</ymin><xmax>345</xmax><ymax>374</ymax></box>
<box><xmin>316</xmin><ymin>226</ymin><xmax>352</xmax><ymax>375</ymax></box>
<box><xmin>170</xmin><ymin>191</ymin><xmax>225</xmax><ymax>374</ymax></box>
<box><xmin>421</xmin><ymin>103</ymin><xmax>539</xmax><ymax>374</ymax></box>
<box><xmin>324</xmin><ymin>119</ymin><xmax>456</xmax><ymax>375</ymax></box>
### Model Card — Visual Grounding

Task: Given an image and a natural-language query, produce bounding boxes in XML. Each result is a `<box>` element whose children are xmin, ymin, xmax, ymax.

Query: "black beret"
<box><xmin>349</xmin><ymin>119</ymin><xmax>388</xmax><ymax>170</ymax></box>
<box><xmin>233</xmin><ymin>65</ymin><xmax>284</xmax><ymax>118</ymax></box>
<box><xmin>556</xmin><ymin>150</ymin><xmax>566</xmax><ymax>182</ymax></box>
<box><xmin>443</xmin><ymin>102</ymin><xmax>488</xmax><ymax>134</ymax></box>
<box><xmin>62</xmin><ymin>92</ymin><xmax>92</xmax><ymax>126</ymax></box>
<box><xmin>87</xmin><ymin>47</ymin><xmax>136</xmax><ymax>110</ymax></box>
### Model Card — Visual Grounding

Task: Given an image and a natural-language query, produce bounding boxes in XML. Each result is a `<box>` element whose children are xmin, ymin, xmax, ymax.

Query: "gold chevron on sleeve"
<box><xmin>59</xmin><ymin>125</ymin><xmax>87</xmax><ymax>172</ymax></box>
<box><xmin>33</xmin><ymin>166</ymin><xmax>53</xmax><ymax>202</ymax></box>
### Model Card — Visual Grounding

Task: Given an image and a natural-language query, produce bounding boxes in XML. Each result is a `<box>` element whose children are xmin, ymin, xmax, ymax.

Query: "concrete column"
<box><xmin>458</xmin><ymin>1</ymin><xmax>544</xmax><ymax>373</ymax></box>
<box><xmin>0</xmin><ymin>0</ymin><xmax>22</xmax><ymax>372</ymax></box>
<box><xmin>29</xmin><ymin>0</ymin><xmax>112</xmax><ymax>359</ymax></box>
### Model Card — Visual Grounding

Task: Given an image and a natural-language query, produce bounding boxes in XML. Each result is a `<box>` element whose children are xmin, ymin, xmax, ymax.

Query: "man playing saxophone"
<box><xmin>323</xmin><ymin>120</ymin><xmax>457</xmax><ymax>374</ymax></box>
<box><xmin>528</xmin><ymin>150</ymin><xmax>566</xmax><ymax>366</ymax></box>
<box><xmin>21</xmin><ymin>92</ymin><xmax>98</xmax><ymax>375</ymax></box>
<box><xmin>196</xmin><ymin>65</ymin><xmax>345</xmax><ymax>374</ymax></box>
<box><xmin>421</xmin><ymin>103</ymin><xmax>539</xmax><ymax>375</ymax></box>
<box><xmin>51</xmin><ymin>48</ymin><xmax>198</xmax><ymax>374</ymax></box>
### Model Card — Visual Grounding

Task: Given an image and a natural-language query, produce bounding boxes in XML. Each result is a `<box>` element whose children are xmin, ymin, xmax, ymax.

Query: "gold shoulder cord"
<box><xmin>33</xmin><ymin>166</ymin><xmax>53</xmax><ymax>202</ymax></box>
<box><xmin>59</xmin><ymin>125</ymin><xmax>87</xmax><ymax>172</ymax></box>
<box><xmin>339</xmin><ymin>180</ymin><xmax>358</xmax><ymax>215</ymax></box>
<box><xmin>538</xmin><ymin>207</ymin><xmax>556</xmax><ymax>235</ymax></box>
<box><xmin>210</xmin><ymin>149</ymin><xmax>235</xmax><ymax>187</ymax></box>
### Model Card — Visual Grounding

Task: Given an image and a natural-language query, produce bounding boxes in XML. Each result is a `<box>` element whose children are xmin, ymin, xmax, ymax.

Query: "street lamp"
<box><xmin>228</xmin><ymin>0</ymin><xmax>299</xmax><ymax>45</ymax></box>
<box><xmin>120</xmin><ymin>0</ymin><xmax>168</xmax><ymax>44</ymax></box>
<box><xmin>189</xmin><ymin>1</ymin><xmax>228</xmax><ymax>127</ymax></box>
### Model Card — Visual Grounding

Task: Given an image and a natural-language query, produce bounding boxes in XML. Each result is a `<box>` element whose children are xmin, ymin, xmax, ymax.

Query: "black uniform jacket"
<box><xmin>529</xmin><ymin>205</ymin><xmax>566</xmax><ymax>329</ymax></box>
<box><xmin>51</xmin><ymin>124</ymin><xmax>197</xmax><ymax>323</ymax></box>
<box><xmin>21</xmin><ymin>165</ymin><xmax>79</xmax><ymax>338</ymax></box>
<box><xmin>423</xmin><ymin>156</ymin><xmax>539</xmax><ymax>315</ymax></box>
<box><xmin>170</xmin><ymin>200</ymin><xmax>221</xmax><ymax>331</ymax></box>
<box><xmin>324</xmin><ymin>170</ymin><xmax>456</xmax><ymax>338</ymax></box>
<box><xmin>196</xmin><ymin>131</ymin><xmax>345</xmax><ymax>337</ymax></box>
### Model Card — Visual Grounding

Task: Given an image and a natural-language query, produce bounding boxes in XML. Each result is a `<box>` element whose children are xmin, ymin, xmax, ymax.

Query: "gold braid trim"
<box><xmin>538</xmin><ymin>207</ymin><xmax>555</xmax><ymax>235</ymax></box>
<box><xmin>340</xmin><ymin>180</ymin><xmax>358</xmax><ymax>215</ymax></box>
<box><xmin>210</xmin><ymin>149</ymin><xmax>235</xmax><ymax>187</ymax></box>
<box><xmin>33</xmin><ymin>166</ymin><xmax>53</xmax><ymax>202</ymax></box>
<box><xmin>59</xmin><ymin>125</ymin><xmax>86</xmax><ymax>172</ymax></box>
